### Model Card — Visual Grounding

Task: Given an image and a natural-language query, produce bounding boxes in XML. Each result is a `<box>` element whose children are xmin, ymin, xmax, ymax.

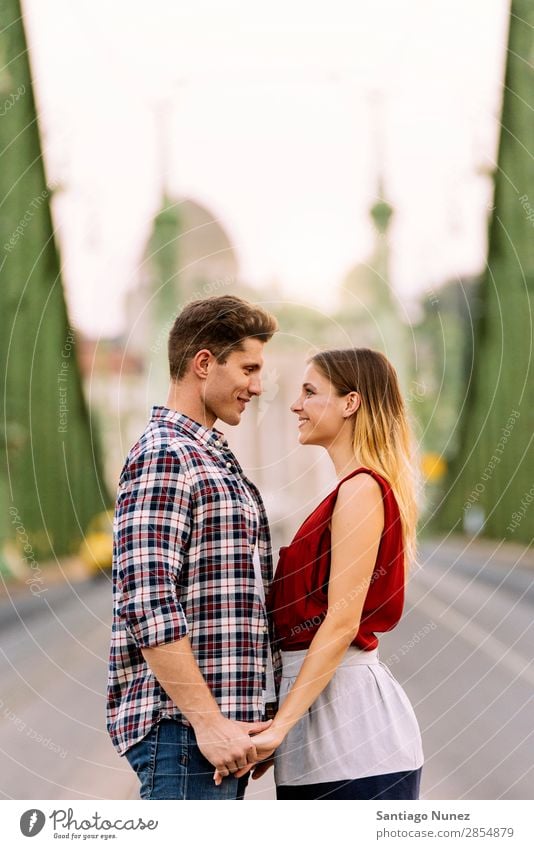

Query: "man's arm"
<box><xmin>114</xmin><ymin>448</ymin><xmax>269</xmax><ymax>775</ymax></box>
<box><xmin>142</xmin><ymin>638</ymin><xmax>269</xmax><ymax>775</ymax></box>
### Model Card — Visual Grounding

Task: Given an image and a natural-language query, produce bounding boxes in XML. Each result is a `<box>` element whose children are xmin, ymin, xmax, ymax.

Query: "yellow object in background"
<box><xmin>79</xmin><ymin>510</ymin><xmax>114</xmax><ymax>575</ymax></box>
<box><xmin>422</xmin><ymin>453</ymin><xmax>447</xmax><ymax>482</ymax></box>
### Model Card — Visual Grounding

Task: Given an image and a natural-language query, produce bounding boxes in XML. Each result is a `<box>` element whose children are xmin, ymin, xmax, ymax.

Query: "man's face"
<box><xmin>203</xmin><ymin>337</ymin><xmax>265</xmax><ymax>426</ymax></box>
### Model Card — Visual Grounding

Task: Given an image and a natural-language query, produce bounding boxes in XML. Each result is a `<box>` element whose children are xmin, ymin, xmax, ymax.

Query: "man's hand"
<box><xmin>213</xmin><ymin>726</ymin><xmax>283</xmax><ymax>785</ymax></box>
<box><xmin>193</xmin><ymin>716</ymin><xmax>272</xmax><ymax>777</ymax></box>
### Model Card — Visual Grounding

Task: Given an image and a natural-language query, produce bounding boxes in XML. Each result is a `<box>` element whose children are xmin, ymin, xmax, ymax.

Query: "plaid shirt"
<box><xmin>107</xmin><ymin>406</ymin><xmax>280</xmax><ymax>756</ymax></box>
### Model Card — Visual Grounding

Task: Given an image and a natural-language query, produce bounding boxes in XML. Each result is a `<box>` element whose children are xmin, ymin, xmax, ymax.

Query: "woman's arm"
<box><xmin>246</xmin><ymin>472</ymin><xmax>385</xmax><ymax>763</ymax></box>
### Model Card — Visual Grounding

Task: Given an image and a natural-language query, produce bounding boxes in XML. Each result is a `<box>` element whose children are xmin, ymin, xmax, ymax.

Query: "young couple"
<box><xmin>107</xmin><ymin>295</ymin><xmax>424</xmax><ymax>801</ymax></box>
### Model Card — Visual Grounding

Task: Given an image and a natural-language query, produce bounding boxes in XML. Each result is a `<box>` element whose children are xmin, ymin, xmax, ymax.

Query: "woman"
<box><xmin>233</xmin><ymin>347</ymin><xmax>424</xmax><ymax>799</ymax></box>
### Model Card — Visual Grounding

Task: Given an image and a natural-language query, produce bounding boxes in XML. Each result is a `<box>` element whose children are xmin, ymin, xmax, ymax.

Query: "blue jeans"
<box><xmin>125</xmin><ymin>718</ymin><xmax>250</xmax><ymax>800</ymax></box>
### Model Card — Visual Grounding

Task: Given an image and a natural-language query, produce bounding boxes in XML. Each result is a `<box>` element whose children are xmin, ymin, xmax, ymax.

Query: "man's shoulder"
<box><xmin>121</xmin><ymin>421</ymin><xmax>214</xmax><ymax>481</ymax></box>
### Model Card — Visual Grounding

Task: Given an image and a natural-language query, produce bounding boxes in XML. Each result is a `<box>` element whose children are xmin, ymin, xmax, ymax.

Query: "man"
<box><xmin>107</xmin><ymin>295</ymin><xmax>280</xmax><ymax>800</ymax></box>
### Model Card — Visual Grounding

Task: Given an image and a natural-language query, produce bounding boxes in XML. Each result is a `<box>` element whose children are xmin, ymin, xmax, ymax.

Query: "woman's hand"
<box><xmin>249</xmin><ymin>757</ymin><xmax>274</xmax><ymax>781</ymax></box>
<box><xmin>242</xmin><ymin>727</ymin><xmax>283</xmax><ymax>763</ymax></box>
<box><xmin>213</xmin><ymin>726</ymin><xmax>284</xmax><ymax>785</ymax></box>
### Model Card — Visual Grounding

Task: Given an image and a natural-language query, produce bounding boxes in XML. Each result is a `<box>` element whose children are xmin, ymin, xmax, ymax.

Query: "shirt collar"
<box><xmin>150</xmin><ymin>405</ymin><xmax>228</xmax><ymax>450</ymax></box>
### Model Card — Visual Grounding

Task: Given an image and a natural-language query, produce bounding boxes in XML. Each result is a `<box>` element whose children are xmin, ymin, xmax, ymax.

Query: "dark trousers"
<box><xmin>276</xmin><ymin>767</ymin><xmax>422</xmax><ymax>800</ymax></box>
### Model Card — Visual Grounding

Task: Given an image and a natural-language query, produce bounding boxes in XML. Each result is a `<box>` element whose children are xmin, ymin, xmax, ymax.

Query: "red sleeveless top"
<box><xmin>267</xmin><ymin>467</ymin><xmax>405</xmax><ymax>651</ymax></box>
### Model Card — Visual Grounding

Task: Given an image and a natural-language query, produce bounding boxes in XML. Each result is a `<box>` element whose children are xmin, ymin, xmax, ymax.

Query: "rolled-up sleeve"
<box><xmin>113</xmin><ymin>448</ymin><xmax>191</xmax><ymax>648</ymax></box>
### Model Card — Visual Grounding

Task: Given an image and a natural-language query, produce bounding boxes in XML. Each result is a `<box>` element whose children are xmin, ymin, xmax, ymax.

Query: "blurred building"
<box><xmin>336</xmin><ymin>182</ymin><xmax>410</xmax><ymax>390</ymax></box>
<box><xmin>80</xmin><ymin>192</ymin><xmax>335</xmax><ymax>544</ymax></box>
<box><xmin>127</xmin><ymin>194</ymin><xmax>239</xmax><ymax>398</ymax></box>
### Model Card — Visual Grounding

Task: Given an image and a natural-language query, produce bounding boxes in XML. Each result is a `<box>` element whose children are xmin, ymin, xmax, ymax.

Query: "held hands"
<box><xmin>194</xmin><ymin>715</ymin><xmax>273</xmax><ymax>779</ymax></box>
<box><xmin>213</xmin><ymin>726</ymin><xmax>284</xmax><ymax>786</ymax></box>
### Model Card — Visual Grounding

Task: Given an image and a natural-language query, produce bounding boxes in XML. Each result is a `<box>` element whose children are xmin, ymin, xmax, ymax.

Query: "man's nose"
<box><xmin>248</xmin><ymin>375</ymin><xmax>262</xmax><ymax>396</ymax></box>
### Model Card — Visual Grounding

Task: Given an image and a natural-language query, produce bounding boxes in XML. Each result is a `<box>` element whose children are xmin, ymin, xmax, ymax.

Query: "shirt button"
<box><xmin>226</xmin><ymin>461</ymin><xmax>233</xmax><ymax>470</ymax></box>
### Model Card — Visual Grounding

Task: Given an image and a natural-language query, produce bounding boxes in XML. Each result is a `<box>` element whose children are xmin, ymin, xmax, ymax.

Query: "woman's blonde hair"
<box><xmin>311</xmin><ymin>348</ymin><xmax>420</xmax><ymax>572</ymax></box>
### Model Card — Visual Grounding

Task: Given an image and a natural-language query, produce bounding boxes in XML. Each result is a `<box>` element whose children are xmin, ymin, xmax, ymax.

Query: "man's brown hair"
<box><xmin>168</xmin><ymin>295</ymin><xmax>278</xmax><ymax>381</ymax></box>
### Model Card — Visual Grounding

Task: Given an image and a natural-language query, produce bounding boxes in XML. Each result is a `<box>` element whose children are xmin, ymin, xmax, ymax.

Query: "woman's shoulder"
<box><xmin>336</xmin><ymin>469</ymin><xmax>401</xmax><ymax>535</ymax></box>
<box><xmin>336</xmin><ymin>467</ymin><xmax>387</xmax><ymax>497</ymax></box>
<box><xmin>333</xmin><ymin>470</ymin><xmax>385</xmax><ymax>535</ymax></box>
<box><xmin>336</xmin><ymin>470</ymin><xmax>384</xmax><ymax>508</ymax></box>
<box><xmin>292</xmin><ymin>469</ymin><xmax>386</xmax><ymax>538</ymax></box>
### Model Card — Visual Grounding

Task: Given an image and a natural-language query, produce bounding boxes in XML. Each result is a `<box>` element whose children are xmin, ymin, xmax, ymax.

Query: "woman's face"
<box><xmin>291</xmin><ymin>363</ymin><xmax>353</xmax><ymax>446</ymax></box>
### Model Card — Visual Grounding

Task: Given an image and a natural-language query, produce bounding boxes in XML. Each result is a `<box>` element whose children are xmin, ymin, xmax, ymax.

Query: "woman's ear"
<box><xmin>343</xmin><ymin>392</ymin><xmax>361</xmax><ymax>417</ymax></box>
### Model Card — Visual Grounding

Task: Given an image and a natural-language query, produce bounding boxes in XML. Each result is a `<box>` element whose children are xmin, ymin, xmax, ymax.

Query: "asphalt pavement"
<box><xmin>0</xmin><ymin>536</ymin><xmax>532</xmax><ymax>800</ymax></box>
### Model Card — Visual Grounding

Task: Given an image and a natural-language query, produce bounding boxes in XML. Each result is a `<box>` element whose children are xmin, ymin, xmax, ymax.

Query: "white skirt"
<box><xmin>274</xmin><ymin>646</ymin><xmax>424</xmax><ymax>787</ymax></box>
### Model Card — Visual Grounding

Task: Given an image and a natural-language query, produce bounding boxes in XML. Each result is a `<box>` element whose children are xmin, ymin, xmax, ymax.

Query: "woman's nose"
<box><xmin>290</xmin><ymin>397</ymin><xmax>302</xmax><ymax>412</ymax></box>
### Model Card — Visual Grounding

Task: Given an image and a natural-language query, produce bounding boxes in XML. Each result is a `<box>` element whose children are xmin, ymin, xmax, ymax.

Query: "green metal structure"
<box><xmin>0</xmin><ymin>0</ymin><xmax>109</xmax><ymax>564</ymax></box>
<box><xmin>437</xmin><ymin>0</ymin><xmax>534</xmax><ymax>544</ymax></box>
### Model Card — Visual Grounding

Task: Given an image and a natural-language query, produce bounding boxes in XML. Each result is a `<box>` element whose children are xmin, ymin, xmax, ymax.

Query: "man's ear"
<box><xmin>343</xmin><ymin>392</ymin><xmax>361</xmax><ymax>418</ymax></box>
<box><xmin>191</xmin><ymin>349</ymin><xmax>213</xmax><ymax>380</ymax></box>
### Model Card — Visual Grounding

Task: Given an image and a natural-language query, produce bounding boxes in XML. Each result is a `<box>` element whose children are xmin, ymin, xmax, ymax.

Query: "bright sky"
<box><xmin>23</xmin><ymin>0</ymin><xmax>510</xmax><ymax>336</ymax></box>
